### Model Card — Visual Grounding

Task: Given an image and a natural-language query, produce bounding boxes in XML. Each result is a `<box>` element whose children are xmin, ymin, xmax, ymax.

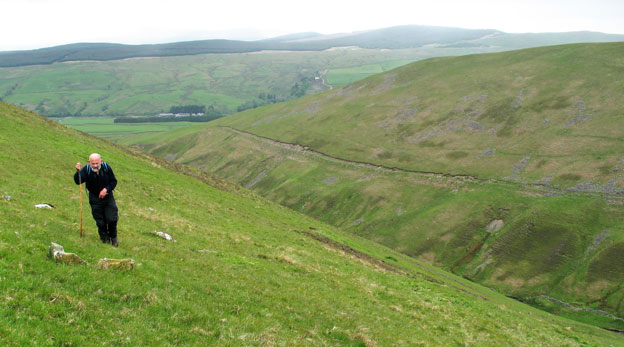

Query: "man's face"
<box><xmin>89</xmin><ymin>156</ymin><xmax>102</xmax><ymax>172</ymax></box>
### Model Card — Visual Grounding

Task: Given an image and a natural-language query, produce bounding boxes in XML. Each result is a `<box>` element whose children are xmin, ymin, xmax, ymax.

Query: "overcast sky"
<box><xmin>2</xmin><ymin>0</ymin><xmax>623</xmax><ymax>51</ymax></box>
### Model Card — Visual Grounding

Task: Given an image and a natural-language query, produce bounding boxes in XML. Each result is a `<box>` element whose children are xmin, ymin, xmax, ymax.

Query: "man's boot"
<box><xmin>97</xmin><ymin>226</ymin><xmax>109</xmax><ymax>243</ymax></box>
<box><xmin>108</xmin><ymin>221</ymin><xmax>118</xmax><ymax>247</ymax></box>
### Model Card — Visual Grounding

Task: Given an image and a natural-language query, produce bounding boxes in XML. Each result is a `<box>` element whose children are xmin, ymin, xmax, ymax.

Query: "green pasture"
<box><xmin>325</xmin><ymin>60</ymin><xmax>413</xmax><ymax>86</ymax></box>
<box><xmin>57</xmin><ymin>117</ymin><xmax>195</xmax><ymax>141</ymax></box>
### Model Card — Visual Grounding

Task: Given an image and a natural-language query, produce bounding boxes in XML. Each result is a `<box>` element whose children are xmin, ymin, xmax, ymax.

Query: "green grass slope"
<box><xmin>1</xmin><ymin>104</ymin><xmax>623</xmax><ymax>345</ymax></box>
<box><xmin>124</xmin><ymin>43</ymin><xmax>624</xmax><ymax>328</ymax></box>
<box><xmin>208</xmin><ymin>42</ymin><xmax>624</xmax><ymax>189</ymax></box>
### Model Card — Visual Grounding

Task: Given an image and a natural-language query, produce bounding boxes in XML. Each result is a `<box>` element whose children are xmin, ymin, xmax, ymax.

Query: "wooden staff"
<box><xmin>78</xmin><ymin>167</ymin><xmax>83</xmax><ymax>238</ymax></box>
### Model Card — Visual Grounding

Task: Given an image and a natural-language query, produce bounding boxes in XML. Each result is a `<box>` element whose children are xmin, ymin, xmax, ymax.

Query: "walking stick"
<box><xmin>78</xmin><ymin>168</ymin><xmax>83</xmax><ymax>238</ymax></box>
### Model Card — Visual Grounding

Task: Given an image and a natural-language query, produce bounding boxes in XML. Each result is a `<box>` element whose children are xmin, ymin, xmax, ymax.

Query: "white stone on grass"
<box><xmin>97</xmin><ymin>258</ymin><xmax>135</xmax><ymax>270</ymax></box>
<box><xmin>486</xmin><ymin>219</ymin><xmax>504</xmax><ymax>233</ymax></box>
<box><xmin>151</xmin><ymin>230</ymin><xmax>176</xmax><ymax>242</ymax></box>
<box><xmin>48</xmin><ymin>242</ymin><xmax>85</xmax><ymax>265</ymax></box>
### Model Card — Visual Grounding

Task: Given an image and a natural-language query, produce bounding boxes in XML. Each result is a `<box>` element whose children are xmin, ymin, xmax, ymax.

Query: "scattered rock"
<box><xmin>396</xmin><ymin>208</ymin><xmax>403</xmax><ymax>216</ymax></box>
<box><xmin>563</xmin><ymin>100</ymin><xmax>592</xmax><ymax>128</ymax></box>
<box><xmin>513</xmin><ymin>92</ymin><xmax>524</xmax><ymax>108</ymax></box>
<box><xmin>35</xmin><ymin>203</ymin><xmax>54</xmax><ymax>209</ymax></box>
<box><xmin>2</xmin><ymin>195</ymin><xmax>10</xmax><ymax>201</ymax></box>
<box><xmin>54</xmin><ymin>252</ymin><xmax>86</xmax><ymax>265</ymax></box>
<box><xmin>246</xmin><ymin>171</ymin><xmax>267</xmax><ymax>189</ymax></box>
<box><xmin>322</xmin><ymin>177</ymin><xmax>339</xmax><ymax>185</ymax></box>
<box><xmin>151</xmin><ymin>230</ymin><xmax>176</xmax><ymax>242</ymax></box>
<box><xmin>97</xmin><ymin>258</ymin><xmax>135</xmax><ymax>270</ymax></box>
<box><xmin>512</xmin><ymin>157</ymin><xmax>531</xmax><ymax>176</ymax></box>
<box><xmin>478</xmin><ymin>149</ymin><xmax>495</xmax><ymax>158</ymax></box>
<box><xmin>48</xmin><ymin>242</ymin><xmax>85</xmax><ymax>265</ymax></box>
<box><xmin>198</xmin><ymin>249</ymin><xmax>217</xmax><ymax>253</ymax></box>
<box><xmin>356</xmin><ymin>174</ymin><xmax>374</xmax><ymax>182</ymax></box>
<box><xmin>486</xmin><ymin>219</ymin><xmax>504</xmax><ymax>232</ymax></box>
<box><xmin>148</xmin><ymin>207</ymin><xmax>154</xmax><ymax>211</ymax></box>
<box><xmin>350</xmin><ymin>218</ymin><xmax>364</xmax><ymax>227</ymax></box>
<box><xmin>585</xmin><ymin>231</ymin><xmax>609</xmax><ymax>256</ymax></box>
<box><xmin>48</xmin><ymin>242</ymin><xmax>64</xmax><ymax>258</ymax></box>
<box><xmin>563</xmin><ymin>114</ymin><xmax>591</xmax><ymax>128</ymax></box>
<box><xmin>389</xmin><ymin>305</ymin><xmax>403</xmax><ymax>312</ymax></box>
<box><xmin>371</xmin><ymin>74</ymin><xmax>396</xmax><ymax>95</ymax></box>
<box><xmin>252</xmin><ymin>114</ymin><xmax>278</xmax><ymax>127</ymax></box>
<box><xmin>474</xmin><ymin>254</ymin><xmax>493</xmax><ymax>273</ymax></box>
<box><xmin>487</xmin><ymin>124</ymin><xmax>501</xmax><ymax>135</ymax></box>
<box><xmin>538</xmin><ymin>295</ymin><xmax>624</xmax><ymax>322</ymax></box>
<box><xmin>567</xmin><ymin>180</ymin><xmax>624</xmax><ymax>195</ymax></box>
<box><xmin>538</xmin><ymin>174</ymin><xmax>554</xmax><ymax>185</ymax></box>
<box><xmin>466</xmin><ymin>121</ymin><xmax>483</xmax><ymax>132</ymax></box>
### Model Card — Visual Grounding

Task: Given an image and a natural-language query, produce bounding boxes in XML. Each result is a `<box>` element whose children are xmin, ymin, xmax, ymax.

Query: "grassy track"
<box><xmin>57</xmin><ymin>117</ymin><xmax>195</xmax><ymax>141</ymax></box>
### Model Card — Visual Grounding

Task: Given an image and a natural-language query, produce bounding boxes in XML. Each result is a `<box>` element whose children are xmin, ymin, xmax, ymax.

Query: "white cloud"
<box><xmin>1</xmin><ymin>0</ymin><xmax>623</xmax><ymax>51</ymax></box>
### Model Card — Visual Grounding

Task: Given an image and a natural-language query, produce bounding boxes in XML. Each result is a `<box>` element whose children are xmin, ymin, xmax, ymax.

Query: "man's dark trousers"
<box><xmin>89</xmin><ymin>192</ymin><xmax>118</xmax><ymax>243</ymax></box>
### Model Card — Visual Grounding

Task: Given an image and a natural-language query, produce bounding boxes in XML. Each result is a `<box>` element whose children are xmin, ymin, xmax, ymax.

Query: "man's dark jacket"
<box><xmin>73</xmin><ymin>163</ymin><xmax>117</xmax><ymax>196</ymax></box>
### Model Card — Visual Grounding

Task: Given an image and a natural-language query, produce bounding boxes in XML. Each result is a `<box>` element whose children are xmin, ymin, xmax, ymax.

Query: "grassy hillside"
<box><xmin>204</xmin><ymin>42</ymin><xmax>624</xmax><ymax>188</ymax></box>
<box><xmin>0</xmin><ymin>47</ymin><xmax>480</xmax><ymax>117</ymax></box>
<box><xmin>125</xmin><ymin>43</ymin><xmax>624</xmax><ymax>328</ymax></box>
<box><xmin>2</xmin><ymin>27</ymin><xmax>623</xmax><ymax>118</ymax></box>
<box><xmin>3</xmin><ymin>103</ymin><xmax>623</xmax><ymax>344</ymax></box>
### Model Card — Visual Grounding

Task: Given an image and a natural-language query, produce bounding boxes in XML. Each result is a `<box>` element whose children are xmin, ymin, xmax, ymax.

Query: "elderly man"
<box><xmin>74</xmin><ymin>153</ymin><xmax>119</xmax><ymax>246</ymax></box>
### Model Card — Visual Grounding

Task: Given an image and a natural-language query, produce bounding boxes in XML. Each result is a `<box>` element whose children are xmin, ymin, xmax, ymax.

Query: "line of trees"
<box><xmin>114</xmin><ymin>114</ymin><xmax>222</xmax><ymax>123</ymax></box>
<box><xmin>237</xmin><ymin>93</ymin><xmax>282</xmax><ymax>112</ymax></box>
<box><xmin>169</xmin><ymin>105</ymin><xmax>206</xmax><ymax>114</ymax></box>
<box><xmin>237</xmin><ymin>75</ymin><xmax>320</xmax><ymax>112</ymax></box>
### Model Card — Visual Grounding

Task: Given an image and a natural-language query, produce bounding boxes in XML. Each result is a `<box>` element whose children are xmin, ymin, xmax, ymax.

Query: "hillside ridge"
<box><xmin>220</xmin><ymin>125</ymin><xmax>624</xmax><ymax>197</ymax></box>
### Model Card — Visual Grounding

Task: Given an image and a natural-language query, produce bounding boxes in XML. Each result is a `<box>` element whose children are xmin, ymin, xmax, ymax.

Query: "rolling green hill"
<box><xmin>1</xmin><ymin>25</ymin><xmax>623</xmax><ymax>117</ymax></box>
<box><xmin>0</xmin><ymin>47</ymin><xmax>466</xmax><ymax>117</ymax></box>
<box><xmin>0</xmin><ymin>26</ymin><xmax>501</xmax><ymax>67</ymax></box>
<box><xmin>3</xmin><ymin>102</ymin><xmax>622</xmax><ymax>344</ymax></box>
<box><xmin>124</xmin><ymin>43</ymin><xmax>624</xmax><ymax>328</ymax></box>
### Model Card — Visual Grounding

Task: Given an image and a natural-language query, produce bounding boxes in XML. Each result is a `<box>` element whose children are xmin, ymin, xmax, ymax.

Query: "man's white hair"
<box><xmin>89</xmin><ymin>153</ymin><xmax>101</xmax><ymax>161</ymax></box>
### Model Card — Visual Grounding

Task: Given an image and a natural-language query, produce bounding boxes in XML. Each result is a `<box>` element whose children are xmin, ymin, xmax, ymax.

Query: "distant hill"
<box><xmin>3</xmin><ymin>101</ymin><xmax>622</xmax><ymax>344</ymax></box>
<box><xmin>126</xmin><ymin>43</ymin><xmax>624</xmax><ymax>329</ymax></box>
<box><xmin>260</xmin><ymin>32</ymin><xmax>323</xmax><ymax>42</ymax></box>
<box><xmin>289</xmin><ymin>25</ymin><xmax>501</xmax><ymax>49</ymax></box>
<box><xmin>2</xmin><ymin>25</ymin><xmax>623</xmax><ymax>117</ymax></box>
<box><xmin>1</xmin><ymin>25</ymin><xmax>623</xmax><ymax>68</ymax></box>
